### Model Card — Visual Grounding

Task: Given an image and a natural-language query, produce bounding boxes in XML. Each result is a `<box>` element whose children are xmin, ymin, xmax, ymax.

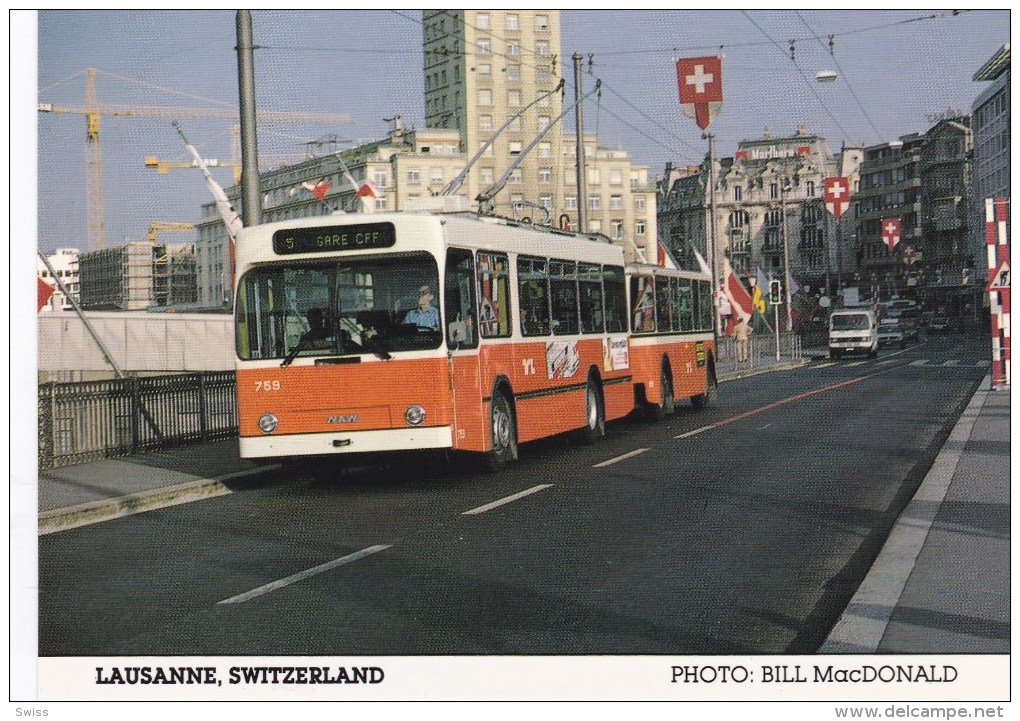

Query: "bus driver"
<box><xmin>404</xmin><ymin>283</ymin><xmax>440</xmax><ymax>330</ymax></box>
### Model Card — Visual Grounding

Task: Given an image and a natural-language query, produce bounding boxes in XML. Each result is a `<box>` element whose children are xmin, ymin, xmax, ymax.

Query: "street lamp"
<box><xmin>780</xmin><ymin>179</ymin><xmax>794</xmax><ymax>332</ymax></box>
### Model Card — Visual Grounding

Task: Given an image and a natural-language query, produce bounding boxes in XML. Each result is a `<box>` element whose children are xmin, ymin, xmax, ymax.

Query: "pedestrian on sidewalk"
<box><xmin>735</xmin><ymin>316</ymin><xmax>752</xmax><ymax>363</ymax></box>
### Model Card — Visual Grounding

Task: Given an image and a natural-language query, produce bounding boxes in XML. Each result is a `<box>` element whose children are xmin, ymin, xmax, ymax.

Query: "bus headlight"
<box><xmin>258</xmin><ymin>412</ymin><xmax>279</xmax><ymax>434</ymax></box>
<box><xmin>404</xmin><ymin>405</ymin><xmax>426</xmax><ymax>426</ymax></box>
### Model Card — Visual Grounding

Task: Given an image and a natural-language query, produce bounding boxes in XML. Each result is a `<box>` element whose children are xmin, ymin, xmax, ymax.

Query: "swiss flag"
<box><xmin>38</xmin><ymin>277</ymin><xmax>55</xmax><ymax>312</ymax></box>
<box><xmin>882</xmin><ymin>218</ymin><xmax>901</xmax><ymax>252</ymax></box>
<box><xmin>734</xmin><ymin>150</ymin><xmax>748</xmax><ymax>162</ymax></box>
<box><xmin>796</xmin><ymin>145</ymin><xmax>811</xmax><ymax>156</ymax></box>
<box><xmin>823</xmin><ymin>176</ymin><xmax>850</xmax><ymax>219</ymax></box>
<box><xmin>676</xmin><ymin>55</ymin><xmax>723</xmax><ymax>131</ymax></box>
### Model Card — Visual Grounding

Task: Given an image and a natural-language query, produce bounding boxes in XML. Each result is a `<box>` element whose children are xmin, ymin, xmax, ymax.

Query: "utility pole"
<box><xmin>707</xmin><ymin>133</ymin><xmax>718</xmax><ymax>324</ymax></box>
<box><xmin>781</xmin><ymin>179</ymin><xmax>794</xmax><ymax>332</ymax></box>
<box><xmin>236</xmin><ymin>10</ymin><xmax>262</xmax><ymax>226</ymax></box>
<box><xmin>573</xmin><ymin>53</ymin><xmax>588</xmax><ymax>234</ymax></box>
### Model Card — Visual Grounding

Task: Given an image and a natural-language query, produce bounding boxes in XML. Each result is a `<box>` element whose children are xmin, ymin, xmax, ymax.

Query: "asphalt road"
<box><xmin>39</xmin><ymin>332</ymin><xmax>989</xmax><ymax>657</ymax></box>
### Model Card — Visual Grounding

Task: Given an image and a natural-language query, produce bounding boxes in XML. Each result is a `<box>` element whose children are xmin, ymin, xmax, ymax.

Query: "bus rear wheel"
<box><xmin>484</xmin><ymin>391</ymin><xmax>518</xmax><ymax>471</ymax></box>
<box><xmin>650</xmin><ymin>365</ymin><xmax>675</xmax><ymax>421</ymax></box>
<box><xmin>691</xmin><ymin>365</ymin><xmax>717</xmax><ymax>409</ymax></box>
<box><xmin>579</xmin><ymin>375</ymin><xmax>606</xmax><ymax>443</ymax></box>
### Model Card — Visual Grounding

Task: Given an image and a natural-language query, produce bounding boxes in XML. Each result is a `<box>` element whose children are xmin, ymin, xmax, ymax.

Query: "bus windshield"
<box><xmin>235</xmin><ymin>253</ymin><xmax>441</xmax><ymax>362</ymax></box>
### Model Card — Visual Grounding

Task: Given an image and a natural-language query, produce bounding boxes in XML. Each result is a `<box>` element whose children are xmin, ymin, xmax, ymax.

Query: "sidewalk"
<box><xmin>821</xmin><ymin>375</ymin><xmax>1010</xmax><ymax>653</ymax></box>
<box><xmin>35</xmin><ymin>369</ymin><xmax>1010</xmax><ymax>654</ymax></box>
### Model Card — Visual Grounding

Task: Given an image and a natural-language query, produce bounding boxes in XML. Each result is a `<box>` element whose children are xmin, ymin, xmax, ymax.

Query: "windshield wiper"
<box><xmin>337</xmin><ymin>316</ymin><xmax>392</xmax><ymax>360</ymax></box>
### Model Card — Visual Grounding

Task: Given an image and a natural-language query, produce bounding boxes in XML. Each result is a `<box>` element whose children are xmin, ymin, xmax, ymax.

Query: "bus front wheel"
<box><xmin>484</xmin><ymin>391</ymin><xmax>518</xmax><ymax>471</ymax></box>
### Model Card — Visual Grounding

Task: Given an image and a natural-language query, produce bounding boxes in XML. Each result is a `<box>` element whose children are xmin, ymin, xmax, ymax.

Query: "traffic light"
<box><xmin>769</xmin><ymin>280</ymin><xmax>783</xmax><ymax>304</ymax></box>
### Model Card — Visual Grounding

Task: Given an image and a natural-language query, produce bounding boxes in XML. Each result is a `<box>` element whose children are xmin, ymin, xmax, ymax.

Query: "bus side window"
<box><xmin>603</xmin><ymin>265</ymin><xmax>626</xmax><ymax>332</ymax></box>
<box><xmin>517</xmin><ymin>255</ymin><xmax>550</xmax><ymax>336</ymax></box>
<box><xmin>631</xmin><ymin>275</ymin><xmax>655</xmax><ymax>333</ymax></box>
<box><xmin>445</xmin><ymin>248</ymin><xmax>478</xmax><ymax>348</ymax></box>
<box><xmin>578</xmin><ymin>262</ymin><xmax>603</xmax><ymax>333</ymax></box>
<box><xmin>477</xmin><ymin>251</ymin><xmax>512</xmax><ymax>338</ymax></box>
<box><xmin>549</xmin><ymin>259</ymin><xmax>578</xmax><ymax>335</ymax></box>
<box><xmin>655</xmin><ymin>276</ymin><xmax>672</xmax><ymax>334</ymax></box>
<box><xmin>676</xmin><ymin>278</ymin><xmax>693</xmax><ymax>331</ymax></box>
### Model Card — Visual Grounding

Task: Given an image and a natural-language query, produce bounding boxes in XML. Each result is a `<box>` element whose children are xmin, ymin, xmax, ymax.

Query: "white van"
<box><xmin>828</xmin><ymin>309</ymin><xmax>878</xmax><ymax>360</ymax></box>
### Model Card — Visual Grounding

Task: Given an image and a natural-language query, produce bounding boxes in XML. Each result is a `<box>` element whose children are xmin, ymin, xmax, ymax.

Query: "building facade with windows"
<box><xmin>970</xmin><ymin>44</ymin><xmax>1010</xmax><ymax>281</ymax></box>
<box><xmin>658</xmin><ymin>128</ymin><xmax>863</xmax><ymax>297</ymax></box>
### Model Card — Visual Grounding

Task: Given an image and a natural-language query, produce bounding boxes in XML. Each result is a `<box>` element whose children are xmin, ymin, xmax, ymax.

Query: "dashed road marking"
<box><xmin>218</xmin><ymin>544</ymin><xmax>393</xmax><ymax>605</ymax></box>
<box><xmin>674</xmin><ymin>425</ymin><xmax>716</xmax><ymax>439</ymax></box>
<box><xmin>593</xmin><ymin>448</ymin><xmax>651</xmax><ymax>468</ymax></box>
<box><xmin>462</xmin><ymin>485</ymin><xmax>554</xmax><ymax>516</ymax></box>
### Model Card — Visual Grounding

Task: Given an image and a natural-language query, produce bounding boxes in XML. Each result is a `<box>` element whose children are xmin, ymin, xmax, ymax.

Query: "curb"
<box><xmin>817</xmin><ymin>374</ymin><xmax>992</xmax><ymax>653</ymax></box>
<box><xmin>718</xmin><ymin>358</ymin><xmax>809</xmax><ymax>383</ymax></box>
<box><xmin>38</xmin><ymin>465</ymin><xmax>282</xmax><ymax>536</ymax></box>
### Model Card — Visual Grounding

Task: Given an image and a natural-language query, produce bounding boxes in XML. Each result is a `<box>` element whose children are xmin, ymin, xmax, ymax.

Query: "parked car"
<box><xmin>878</xmin><ymin>317</ymin><xmax>907</xmax><ymax>348</ymax></box>
<box><xmin>896</xmin><ymin>308</ymin><xmax>921</xmax><ymax>341</ymax></box>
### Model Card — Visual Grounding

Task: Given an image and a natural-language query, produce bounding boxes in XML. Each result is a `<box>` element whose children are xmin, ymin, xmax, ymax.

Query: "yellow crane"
<box><xmin>39</xmin><ymin>67</ymin><xmax>355</xmax><ymax>252</ymax></box>
<box><xmin>146</xmin><ymin>221</ymin><xmax>194</xmax><ymax>243</ymax></box>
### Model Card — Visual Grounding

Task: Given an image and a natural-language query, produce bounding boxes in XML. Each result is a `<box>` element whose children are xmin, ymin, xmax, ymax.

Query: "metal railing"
<box><xmin>715</xmin><ymin>331</ymin><xmax>804</xmax><ymax>373</ymax></box>
<box><xmin>38</xmin><ymin>372</ymin><xmax>237</xmax><ymax>469</ymax></box>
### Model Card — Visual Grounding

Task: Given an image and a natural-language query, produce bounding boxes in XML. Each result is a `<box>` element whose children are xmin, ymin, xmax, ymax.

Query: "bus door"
<box><xmin>444</xmin><ymin>248</ymin><xmax>483</xmax><ymax>451</ymax></box>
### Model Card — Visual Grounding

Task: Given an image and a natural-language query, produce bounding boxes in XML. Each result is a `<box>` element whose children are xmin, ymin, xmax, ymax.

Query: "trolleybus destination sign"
<box><xmin>273</xmin><ymin>222</ymin><xmax>397</xmax><ymax>254</ymax></box>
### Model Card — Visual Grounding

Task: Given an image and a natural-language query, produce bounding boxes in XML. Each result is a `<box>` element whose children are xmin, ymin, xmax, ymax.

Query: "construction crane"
<box><xmin>38</xmin><ymin>67</ymin><xmax>355</xmax><ymax>252</ymax></box>
<box><xmin>146</xmin><ymin>221</ymin><xmax>194</xmax><ymax>243</ymax></box>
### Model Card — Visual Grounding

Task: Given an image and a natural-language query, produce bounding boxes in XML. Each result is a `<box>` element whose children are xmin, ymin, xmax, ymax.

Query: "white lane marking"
<box><xmin>757</xmin><ymin>423</ymin><xmax>773</xmax><ymax>430</ymax></box>
<box><xmin>593</xmin><ymin>448</ymin><xmax>651</xmax><ymax>468</ymax></box>
<box><xmin>814</xmin><ymin>362</ymin><xmax>836</xmax><ymax>369</ymax></box>
<box><xmin>217</xmin><ymin>544</ymin><xmax>392</xmax><ymax>605</ymax></box>
<box><xmin>846</xmin><ymin>361</ymin><xmax>866</xmax><ymax>367</ymax></box>
<box><xmin>674</xmin><ymin>425</ymin><xmax>716</xmax><ymax>439</ymax></box>
<box><xmin>943</xmin><ymin>359</ymin><xmax>959</xmax><ymax>366</ymax></box>
<box><xmin>462</xmin><ymin>485</ymin><xmax>553</xmax><ymax>516</ymax></box>
<box><xmin>877</xmin><ymin>359</ymin><xmax>896</xmax><ymax>365</ymax></box>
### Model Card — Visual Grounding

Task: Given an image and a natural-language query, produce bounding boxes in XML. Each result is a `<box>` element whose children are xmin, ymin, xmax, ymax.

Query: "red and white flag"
<box><xmin>353</xmin><ymin>181</ymin><xmax>379</xmax><ymax>213</ymax></box>
<box><xmin>676</xmin><ymin>55</ymin><xmax>723</xmax><ymax>131</ymax></box>
<box><xmin>38</xmin><ymin>277</ymin><xmax>55</xmax><ymax>312</ymax></box>
<box><xmin>882</xmin><ymin>218</ymin><xmax>901</xmax><ymax>252</ymax></box>
<box><xmin>722</xmin><ymin>257</ymin><xmax>755</xmax><ymax>335</ymax></box>
<box><xmin>823</xmin><ymin>177</ymin><xmax>850</xmax><ymax>219</ymax></box>
<box><xmin>302</xmin><ymin>178</ymin><xmax>332</xmax><ymax>201</ymax></box>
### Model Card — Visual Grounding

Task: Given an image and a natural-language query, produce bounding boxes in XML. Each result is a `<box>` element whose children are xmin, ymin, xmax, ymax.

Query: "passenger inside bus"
<box><xmin>301</xmin><ymin>308</ymin><xmax>334</xmax><ymax>349</ymax></box>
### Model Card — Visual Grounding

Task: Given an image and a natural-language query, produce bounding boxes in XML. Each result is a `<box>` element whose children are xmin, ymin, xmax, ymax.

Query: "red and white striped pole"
<box><xmin>985</xmin><ymin>197</ymin><xmax>1010</xmax><ymax>388</ymax></box>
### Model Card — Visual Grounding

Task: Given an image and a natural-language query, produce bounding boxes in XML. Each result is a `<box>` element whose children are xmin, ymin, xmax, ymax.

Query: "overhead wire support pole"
<box><xmin>443</xmin><ymin>79</ymin><xmax>564</xmax><ymax>198</ymax></box>
<box><xmin>574</xmin><ymin>52</ymin><xmax>588</xmax><ymax>234</ymax></box>
<box><xmin>236</xmin><ymin>9</ymin><xmax>262</xmax><ymax>226</ymax></box>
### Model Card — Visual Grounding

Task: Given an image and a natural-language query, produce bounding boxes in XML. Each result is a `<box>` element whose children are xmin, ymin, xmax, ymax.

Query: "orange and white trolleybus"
<box><xmin>233</xmin><ymin>212</ymin><xmax>716</xmax><ymax>469</ymax></box>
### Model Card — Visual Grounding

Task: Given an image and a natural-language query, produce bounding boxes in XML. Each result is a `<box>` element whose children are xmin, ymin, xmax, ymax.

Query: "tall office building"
<box><xmin>423</xmin><ymin>10</ymin><xmax>657</xmax><ymax>260</ymax></box>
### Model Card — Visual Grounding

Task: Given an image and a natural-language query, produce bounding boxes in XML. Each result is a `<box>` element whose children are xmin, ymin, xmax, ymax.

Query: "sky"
<box><xmin>21</xmin><ymin>9</ymin><xmax>1013</xmax><ymax>256</ymax></box>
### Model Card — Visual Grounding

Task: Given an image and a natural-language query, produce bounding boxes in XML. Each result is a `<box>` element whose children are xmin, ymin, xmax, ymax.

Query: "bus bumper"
<box><xmin>239</xmin><ymin>425</ymin><xmax>454</xmax><ymax>459</ymax></box>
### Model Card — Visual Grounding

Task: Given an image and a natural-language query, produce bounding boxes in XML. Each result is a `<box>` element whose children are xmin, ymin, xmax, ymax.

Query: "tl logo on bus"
<box><xmin>327</xmin><ymin>414</ymin><xmax>359</xmax><ymax>424</ymax></box>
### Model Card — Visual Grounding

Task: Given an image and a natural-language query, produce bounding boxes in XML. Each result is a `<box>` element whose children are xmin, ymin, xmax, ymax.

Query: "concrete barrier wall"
<box><xmin>38</xmin><ymin>312</ymin><xmax>234</xmax><ymax>377</ymax></box>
